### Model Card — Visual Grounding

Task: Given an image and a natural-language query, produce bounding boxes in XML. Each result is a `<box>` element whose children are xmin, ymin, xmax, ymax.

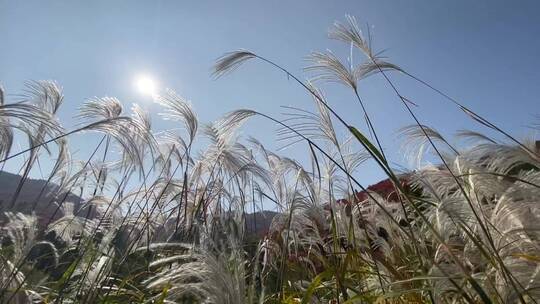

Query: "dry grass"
<box><xmin>0</xmin><ymin>17</ymin><xmax>538</xmax><ymax>304</ymax></box>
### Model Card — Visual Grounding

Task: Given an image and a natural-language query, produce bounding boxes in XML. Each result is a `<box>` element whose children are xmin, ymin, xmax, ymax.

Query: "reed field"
<box><xmin>0</xmin><ymin>16</ymin><xmax>539</xmax><ymax>303</ymax></box>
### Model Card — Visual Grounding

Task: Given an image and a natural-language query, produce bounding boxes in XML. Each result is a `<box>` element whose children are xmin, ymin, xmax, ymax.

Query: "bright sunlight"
<box><xmin>135</xmin><ymin>74</ymin><xmax>157</xmax><ymax>96</ymax></box>
<box><xmin>2</xmin><ymin>3</ymin><xmax>539</xmax><ymax>303</ymax></box>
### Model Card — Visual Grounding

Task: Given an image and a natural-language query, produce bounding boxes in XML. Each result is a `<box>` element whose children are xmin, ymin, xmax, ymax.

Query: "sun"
<box><xmin>135</xmin><ymin>75</ymin><xmax>157</xmax><ymax>96</ymax></box>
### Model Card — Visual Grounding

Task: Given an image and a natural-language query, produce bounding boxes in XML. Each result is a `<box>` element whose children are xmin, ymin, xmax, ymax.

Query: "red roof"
<box><xmin>332</xmin><ymin>175</ymin><xmax>410</xmax><ymax>208</ymax></box>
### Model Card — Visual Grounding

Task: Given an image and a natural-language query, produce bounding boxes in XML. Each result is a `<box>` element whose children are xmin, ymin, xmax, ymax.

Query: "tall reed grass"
<box><xmin>0</xmin><ymin>16</ymin><xmax>538</xmax><ymax>303</ymax></box>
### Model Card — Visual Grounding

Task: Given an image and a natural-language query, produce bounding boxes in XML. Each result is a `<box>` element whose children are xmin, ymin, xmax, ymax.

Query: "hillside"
<box><xmin>0</xmin><ymin>171</ymin><xmax>82</xmax><ymax>226</ymax></box>
<box><xmin>0</xmin><ymin>171</ymin><xmax>278</xmax><ymax>237</ymax></box>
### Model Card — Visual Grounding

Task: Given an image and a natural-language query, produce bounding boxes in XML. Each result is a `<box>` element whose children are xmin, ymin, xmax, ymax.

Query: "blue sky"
<box><xmin>1</xmin><ymin>0</ymin><xmax>539</xmax><ymax>185</ymax></box>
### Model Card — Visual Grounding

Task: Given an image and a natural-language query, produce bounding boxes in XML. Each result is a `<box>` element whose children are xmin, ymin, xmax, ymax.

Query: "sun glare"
<box><xmin>135</xmin><ymin>75</ymin><xmax>157</xmax><ymax>96</ymax></box>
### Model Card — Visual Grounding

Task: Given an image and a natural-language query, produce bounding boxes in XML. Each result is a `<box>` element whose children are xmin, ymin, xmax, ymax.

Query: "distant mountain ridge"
<box><xmin>0</xmin><ymin>172</ymin><xmax>414</xmax><ymax>241</ymax></box>
<box><xmin>0</xmin><ymin>171</ymin><xmax>83</xmax><ymax>226</ymax></box>
<box><xmin>0</xmin><ymin>171</ymin><xmax>279</xmax><ymax>237</ymax></box>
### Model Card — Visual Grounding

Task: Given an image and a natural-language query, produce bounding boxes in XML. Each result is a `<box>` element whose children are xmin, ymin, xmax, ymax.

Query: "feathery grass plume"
<box><xmin>246</xmin><ymin>136</ymin><xmax>276</xmax><ymax>167</ymax></box>
<box><xmin>19</xmin><ymin>84</ymin><xmax>65</xmax><ymax>158</ymax></box>
<box><xmin>0</xmin><ymin>212</ymin><xmax>58</xmax><ymax>303</ymax></box>
<box><xmin>77</xmin><ymin>97</ymin><xmax>155</xmax><ymax>174</ymax></box>
<box><xmin>22</xmin><ymin>80</ymin><xmax>64</xmax><ymax>113</ymax></box>
<box><xmin>212</xmin><ymin>109</ymin><xmax>257</xmax><ymax>146</ymax></box>
<box><xmin>155</xmin><ymin>131</ymin><xmax>192</xmax><ymax>175</ymax></box>
<box><xmin>0</xmin><ymin>81</ymin><xmax>64</xmax><ymax>171</ymax></box>
<box><xmin>129</xmin><ymin>103</ymin><xmax>159</xmax><ymax>166</ymax></box>
<box><xmin>305</xmin><ymin>51</ymin><xmax>359</xmax><ymax>89</ymax></box>
<box><xmin>310</xmin><ymin>85</ymin><xmax>338</xmax><ymax>145</ymax></box>
<box><xmin>144</xmin><ymin>252</ymin><xmax>245</xmax><ymax>303</ymax></box>
<box><xmin>144</xmin><ymin>223</ymin><xmax>251</xmax><ymax>304</ymax></box>
<box><xmin>91</xmin><ymin>161</ymin><xmax>111</xmax><ymax>192</ymax></box>
<box><xmin>131</xmin><ymin>103</ymin><xmax>151</xmax><ymax>132</ymax></box>
<box><xmin>399</xmin><ymin>124</ymin><xmax>459</xmax><ymax>168</ymax></box>
<box><xmin>213</xmin><ymin>50</ymin><xmax>256</xmax><ymax>78</ymax></box>
<box><xmin>27</xmin><ymin>241</ymin><xmax>59</xmax><ymax>271</ymax></box>
<box><xmin>49</xmin><ymin>138</ymin><xmax>72</xmax><ymax>186</ymax></box>
<box><xmin>77</xmin><ymin>196</ymin><xmax>122</xmax><ymax>225</ymax></box>
<box><xmin>160</xmin><ymin>129</ymin><xmax>190</xmax><ymax>157</ymax></box>
<box><xmin>75</xmin><ymin>255</ymin><xmax>113</xmax><ymax>300</ymax></box>
<box><xmin>466</xmin><ymin>141</ymin><xmax>539</xmax><ymax>174</ymax></box>
<box><xmin>145</xmin><ymin>176</ymin><xmax>186</xmax><ymax>212</ymax></box>
<box><xmin>131</xmin><ymin>103</ymin><xmax>156</xmax><ymax>154</ymax></box>
<box><xmin>153</xmin><ymin>141</ymin><xmax>179</xmax><ymax>178</ymax></box>
<box><xmin>0</xmin><ymin>213</ymin><xmax>48</xmax><ymax>303</ymax></box>
<box><xmin>155</xmin><ymin>89</ymin><xmax>198</xmax><ymax>144</ymax></box>
<box><xmin>0</xmin><ymin>212</ymin><xmax>38</xmax><ymax>261</ymax></box>
<box><xmin>134</xmin><ymin>242</ymin><xmax>192</xmax><ymax>253</ymax></box>
<box><xmin>305</xmin><ymin>52</ymin><xmax>400</xmax><ymax>91</ymax></box>
<box><xmin>197</xmin><ymin>112</ymin><xmax>263</xmax><ymax>220</ymax></box>
<box><xmin>46</xmin><ymin>214</ymin><xmax>98</xmax><ymax>245</ymax></box>
<box><xmin>15</xmin><ymin>81</ymin><xmax>64</xmax><ymax>162</ymax></box>
<box><xmin>455</xmin><ymin>129</ymin><xmax>498</xmax><ymax>145</ymax></box>
<box><xmin>79</xmin><ymin>97</ymin><xmax>123</xmax><ymax>120</ymax></box>
<box><xmin>277</xmin><ymin>83</ymin><xmax>342</xmax><ymax>150</ymax></box>
<box><xmin>305</xmin><ymin>36</ymin><xmax>398</xmax><ymax>167</ymax></box>
<box><xmin>355</xmin><ymin>59</ymin><xmax>403</xmax><ymax>79</ymax></box>
<box><xmin>0</xmin><ymin>85</ymin><xmax>14</xmax><ymax>160</ymax></box>
<box><xmin>0</xmin><ymin>103</ymin><xmax>62</xmax><ymax>146</ymax></box>
<box><xmin>338</xmin><ymin>136</ymin><xmax>371</xmax><ymax>173</ymax></box>
<box><xmin>329</xmin><ymin>15</ymin><xmax>373</xmax><ymax>57</ymax></box>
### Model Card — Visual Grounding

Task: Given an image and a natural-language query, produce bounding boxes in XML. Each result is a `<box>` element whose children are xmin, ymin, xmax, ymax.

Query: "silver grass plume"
<box><xmin>0</xmin><ymin>102</ymin><xmax>61</xmax><ymax>133</ymax></box>
<box><xmin>338</xmin><ymin>136</ymin><xmax>370</xmax><ymax>173</ymax></box>
<box><xmin>131</xmin><ymin>103</ymin><xmax>152</xmax><ymax>133</ymax></box>
<box><xmin>130</xmin><ymin>103</ymin><xmax>159</xmax><ymax>162</ymax></box>
<box><xmin>213</xmin><ymin>50</ymin><xmax>256</xmax><ymax>78</ymax></box>
<box><xmin>277</xmin><ymin>83</ymin><xmax>340</xmax><ymax>148</ymax></box>
<box><xmin>0</xmin><ymin>212</ymin><xmax>38</xmax><ymax>261</ymax></box>
<box><xmin>79</xmin><ymin>97</ymin><xmax>122</xmax><ymax>120</ymax></box>
<box><xmin>212</xmin><ymin>109</ymin><xmax>257</xmax><ymax>147</ymax></box>
<box><xmin>305</xmin><ymin>51</ymin><xmax>401</xmax><ymax>90</ymax></box>
<box><xmin>156</xmin><ymin>131</ymin><xmax>192</xmax><ymax>171</ymax></box>
<box><xmin>155</xmin><ymin>89</ymin><xmax>198</xmax><ymax>145</ymax></box>
<box><xmin>0</xmin><ymin>213</ymin><xmax>44</xmax><ymax>303</ymax></box>
<box><xmin>200</xmin><ymin>110</ymin><xmax>258</xmax><ymax>180</ymax></box>
<box><xmin>399</xmin><ymin>124</ymin><xmax>458</xmax><ymax>168</ymax></box>
<box><xmin>77</xmin><ymin>97</ymin><xmax>157</xmax><ymax>174</ymax></box>
<box><xmin>46</xmin><ymin>214</ymin><xmax>98</xmax><ymax>245</ymax></box>
<box><xmin>17</xmin><ymin>81</ymin><xmax>64</xmax><ymax>158</ymax></box>
<box><xmin>144</xmin><ymin>241</ymin><xmax>248</xmax><ymax>303</ymax></box>
<box><xmin>455</xmin><ymin>129</ymin><xmax>498</xmax><ymax>145</ymax></box>
<box><xmin>0</xmin><ymin>102</ymin><xmax>63</xmax><ymax>159</ymax></box>
<box><xmin>0</xmin><ymin>85</ymin><xmax>13</xmax><ymax>160</ymax></box>
<box><xmin>329</xmin><ymin>15</ymin><xmax>373</xmax><ymax>58</ymax></box>
<box><xmin>49</xmin><ymin>138</ymin><xmax>72</xmax><ymax>188</ymax></box>
<box><xmin>305</xmin><ymin>51</ymin><xmax>358</xmax><ymax>90</ymax></box>
<box><xmin>355</xmin><ymin>59</ymin><xmax>402</xmax><ymax>79</ymax></box>
<box><xmin>153</xmin><ymin>136</ymin><xmax>183</xmax><ymax>177</ymax></box>
<box><xmin>22</xmin><ymin>80</ymin><xmax>64</xmax><ymax>114</ymax></box>
<box><xmin>466</xmin><ymin>141</ymin><xmax>539</xmax><ymax>174</ymax></box>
